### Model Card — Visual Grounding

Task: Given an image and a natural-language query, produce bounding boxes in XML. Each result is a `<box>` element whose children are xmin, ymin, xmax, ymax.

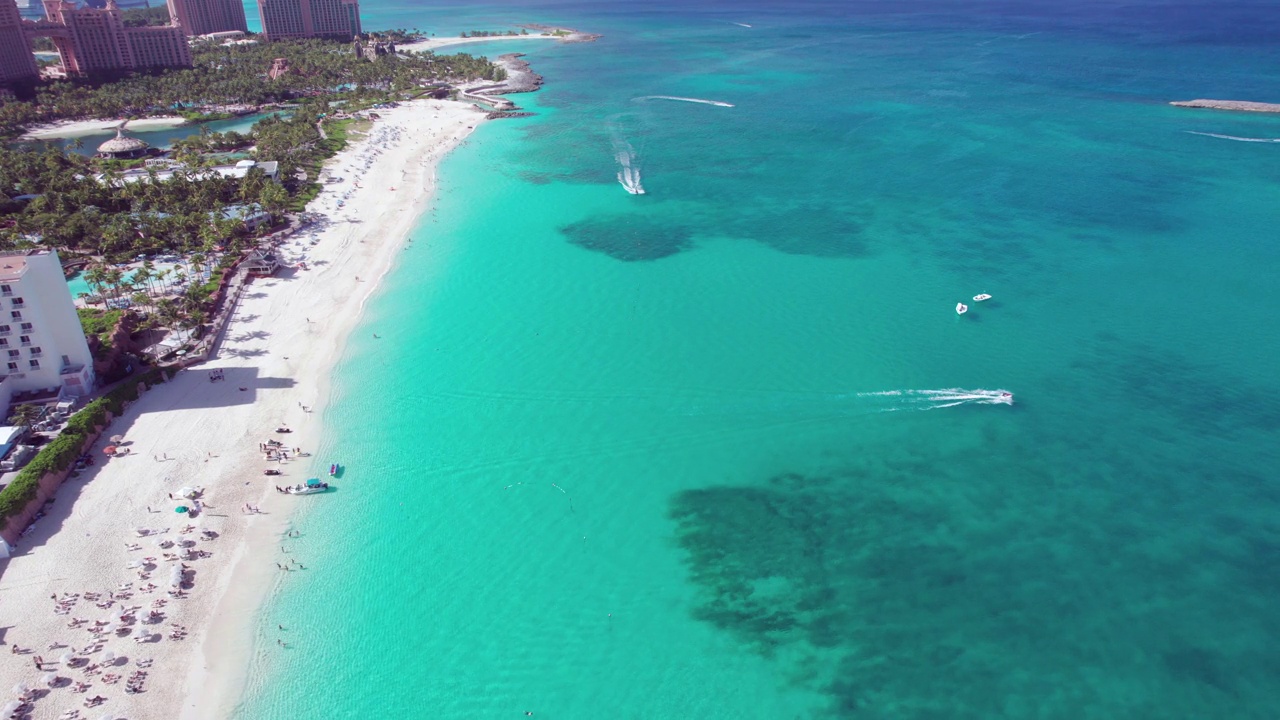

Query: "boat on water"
<box><xmin>956</xmin><ymin>302</ymin><xmax>968</xmax><ymax>315</ymax></box>
<box><xmin>998</xmin><ymin>391</ymin><xmax>1014</xmax><ymax>404</ymax></box>
<box><xmin>973</xmin><ymin>293</ymin><xmax>992</xmax><ymax>302</ymax></box>
<box><xmin>329</xmin><ymin>463</ymin><xmax>339</xmax><ymax>477</ymax></box>
<box><xmin>277</xmin><ymin>479</ymin><xmax>329</xmax><ymax>495</ymax></box>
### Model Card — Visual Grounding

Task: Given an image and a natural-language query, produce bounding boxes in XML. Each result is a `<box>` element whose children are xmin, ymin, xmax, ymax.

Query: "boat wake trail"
<box><xmin>633</xmin><ymin>95</ymin><xmax>735</xmax><ymax>108</ymax></box>
<box><xmin>731</xmin><ymin>22</ymin><xmax>753</xmax><ymax>28</ymax></box>
<box><xmin>1186</xmin><ymin>131</ymin><xmax>1280</xmax><ymax>143</ymax></box>
<box><xmin>612</xmin><ymin>137</ymin><xmax>646</xmax><ymax>195</ymax></box>
<box><xmin>853</xmin><ymin>388</ymin><xmax>1014</xmax><ymax>411</ymax></box>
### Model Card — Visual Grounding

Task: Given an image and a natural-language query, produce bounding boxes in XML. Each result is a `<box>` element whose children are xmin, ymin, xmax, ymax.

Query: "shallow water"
<box><xmin>237</xmin><ymin>2</ymin><xmax>1280</xmax><ymax>718</ymax></box>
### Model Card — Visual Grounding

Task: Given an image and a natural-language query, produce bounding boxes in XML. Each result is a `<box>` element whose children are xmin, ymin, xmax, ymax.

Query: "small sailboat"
<box><xmin>956</xmin><ymin>302</ymin><xmax>968</xmax><ymax>315</ymax></box>
<box><xmin>973</xmin><ymin>293</ymin><xmax>992</xmax><ymax>302</ymax></box>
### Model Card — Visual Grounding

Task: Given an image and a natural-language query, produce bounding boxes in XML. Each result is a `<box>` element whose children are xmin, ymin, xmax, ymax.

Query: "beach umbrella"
<box><xmin>102</xmin><ymin>446</ymin><xmax>117</xmax><ymax>455</ymax></box>
<box><xmin>59</xmin><ymin>652</ymin><xmax>74</xmax><ymax>664</ymax></box>
<box><xmin>40</xmin><ymin>672</ymin><xmax>56</xmax><ymax>687</ymax></box>
<box><xmin>177</xmin><ymin>487</ymin><xmax>196</xmax><ymax>498</ymax></box>
<box><xmin>174</xmin><ymin>506</ymin><xmax>189</xmax><ymax>513</ymax></box>
<box><xmin>109</xmin><ymin>435</ymin><xmax>124</xmax><ymax>443</ymax></box>
<box><xmin>126</xmin><ymin>560</ymin><xmax>143</xmax><ymax>569</ymax></box>
<box><xmin>103</xmin><ymin>623</ymin><xmax>116</xmax><ymax>634</ymax></box>
<box><xmin>1</xmin><ymin>701</ymin><xmax>20</xmax><ymax>716</ymax></box>
<box><xmin>97</xmin><ymin>714</ymin><xmax>115</xmax><ymax>720</ymax></box>
<box><xmin>11</xmin><ymin>683</ymin><xmax>28</xmax><ymax>696</ymax></box>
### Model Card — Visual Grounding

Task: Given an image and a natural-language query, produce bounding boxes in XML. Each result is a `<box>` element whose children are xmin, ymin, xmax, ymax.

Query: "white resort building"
<box><xmin>0</xmin><ymin>250</ymin><xmax>96</xmax><ymax>414</ymax></box>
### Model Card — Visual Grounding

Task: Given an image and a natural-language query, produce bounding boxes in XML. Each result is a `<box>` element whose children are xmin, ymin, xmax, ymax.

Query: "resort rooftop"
<box><xmin>95</xmin><ymin>159</ymin><xmax>280</xmax><ymax>185</ymax></box>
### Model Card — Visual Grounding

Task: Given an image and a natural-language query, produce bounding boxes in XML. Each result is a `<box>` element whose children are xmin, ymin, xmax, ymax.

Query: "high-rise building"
<box><xmin>0</xmin><ymin>0</ymin><xmax>38</xmax><ymax>87</ymax></box>
<box><xmin>166</xmin><ymin>0</ymin><xmax>246</xmax><ymax>37</ymax></box>
<box><xmin>37</xmin><ymin>0</ymin><xmax>191</xmax><ymax>76</ymax></box>
<box><xmin>13</xmin><ymin>0</ymin><xmax>43</xmax><ymax>20</ymax></box>
<box><xmin>257</xmin><ymin>0</ymin><xmax>360</xmax><ymax>41</ymax></box>
<box><xmin>0</xmin><ymin>250</ymin><xmax>96</xmax><ymax>413</ymax></box>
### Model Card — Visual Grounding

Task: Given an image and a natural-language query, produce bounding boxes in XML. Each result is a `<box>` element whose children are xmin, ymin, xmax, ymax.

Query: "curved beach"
<box><xmin>0</xmin><ymin>99</ymin><xmax>487</xmax><ymax>720</ymax></box>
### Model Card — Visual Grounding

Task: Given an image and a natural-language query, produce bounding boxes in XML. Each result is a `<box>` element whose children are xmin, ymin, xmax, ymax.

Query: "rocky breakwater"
<box><xmin>462</xmin><ymin>54</ymin><xmax>546</xmax><ymax>119</ymax></box>
<box><xmin>1170</xmin><ymin>99</ymin><xmax>1280</xmax><ymax>113</ymax></box>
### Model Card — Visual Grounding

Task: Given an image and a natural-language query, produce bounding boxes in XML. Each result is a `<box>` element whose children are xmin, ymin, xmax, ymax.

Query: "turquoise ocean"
<box><xmin>235</xmin><ymin>1</ymin><xmax>1280</xmax><ymax>717</ymax></box>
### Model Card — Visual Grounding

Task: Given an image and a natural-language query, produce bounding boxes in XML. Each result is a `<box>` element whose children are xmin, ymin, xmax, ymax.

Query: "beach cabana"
<box><xmin>1</xmin><ymin>700</ymin><xmax>20</xmax><ymax>717</ymax></box>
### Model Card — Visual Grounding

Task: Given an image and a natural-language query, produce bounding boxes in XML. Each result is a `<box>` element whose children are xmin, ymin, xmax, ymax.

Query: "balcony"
<box><xmin>60</xmin><ymin>363</ymin><xmax>85</xmax><ymax>376</ymax></box>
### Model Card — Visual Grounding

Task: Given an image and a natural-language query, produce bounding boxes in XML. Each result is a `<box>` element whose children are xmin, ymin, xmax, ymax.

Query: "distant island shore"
<box><xmin>1170</xmin><ymin>99</ymin><xmax>1280</xmax><ymax>113</ymax></box>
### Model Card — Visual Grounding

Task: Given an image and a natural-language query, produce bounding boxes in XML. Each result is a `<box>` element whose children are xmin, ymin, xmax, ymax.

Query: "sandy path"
<box><xmin>0</xmin><ymin>98</ymin><xmax>488</xmax><ymax>720</ymax></box>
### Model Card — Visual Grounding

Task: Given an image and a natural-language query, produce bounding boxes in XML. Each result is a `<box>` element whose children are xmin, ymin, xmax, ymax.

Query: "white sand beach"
<box><xmin>20</xmin><ymin>116</ymin><xmax>187</xmax><ymax>140</ymax></box>
<box><xmin>400</xmin><ymin>34</ymin><xmax>554</xmax><ymax>53</ymax></box>
<box><xmin>0</xmin><ymin>98</ymin><xmax>488</xmax><ymax>719</ymax></box>
<box><xmin>400</xmin><ymin>30</ymin><xmax>585</xmax><ymax>53</ymax></box>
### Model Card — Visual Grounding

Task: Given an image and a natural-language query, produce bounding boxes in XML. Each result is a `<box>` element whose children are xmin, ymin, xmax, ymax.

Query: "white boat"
<box><xmin>277</xmin><ymin>479</ymin><xmax>328</xmax><ymax>495</ymax></box>
<box><xmin>956</xmin><ymin>302</ymin><xmax>968</xmax><ymax>315</ymax></box>
<box><xmin>973</xmin><ymin>293</ymin><xmax>992</xmax><ymax>302</ymax></box>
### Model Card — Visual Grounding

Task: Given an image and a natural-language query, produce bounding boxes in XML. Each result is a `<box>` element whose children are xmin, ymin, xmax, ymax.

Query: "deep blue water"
<box><xmin>235</xmin><ymin>2</ymin><xmax>1280</xmax><ymax>718</ymax></box>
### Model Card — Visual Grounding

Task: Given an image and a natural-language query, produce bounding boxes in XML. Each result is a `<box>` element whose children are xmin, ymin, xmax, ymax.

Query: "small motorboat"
<box><xmin>277</xmin><ymin>479</ymin><xmax>329</xmax><ymax>495</ymax></box>
<box><xmin>973</xmin><ymin>293</ymin><xmax>992</xmax><ymax>302</ymax></box>
<box><xmin>329</xmin><ymin>463</ymin><xmax>339</xmax><ymax>477</ymax></box>
<box><xmin>956</xmin><ymin>302</ymin><xmax>968</xmax><ymax>315</ymax></box>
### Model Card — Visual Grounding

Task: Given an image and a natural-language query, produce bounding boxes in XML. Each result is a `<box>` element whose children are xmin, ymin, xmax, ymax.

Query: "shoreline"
<box><xmin>0</xmin><ymin>99</ymin><xmax>489</xmax><ymax>720</ymax></box>
<box><xmin>399</xmin><ymin>26</ymin><xmax>599</xmax><ymax>54</ymax></box>
<box><xmin>19</xmin><ymin>116</ymin><xmax>188</xmax><ymax>140</ymax></box>
<box><xmin>183</xmin><ymin>100</ymin><xmax>489</xmax><ymax>720</ymax></box>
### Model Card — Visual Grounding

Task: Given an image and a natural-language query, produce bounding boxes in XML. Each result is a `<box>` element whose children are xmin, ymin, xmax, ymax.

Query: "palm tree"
<box><xmin>82</xmin><ymin>265</ymin><xmax>108</xmax><ymax>304</ymax></box>
<box><xmin>8</xmin><ymin>404</ymin><xmax>42</xmax><ymax>431</ymax></box>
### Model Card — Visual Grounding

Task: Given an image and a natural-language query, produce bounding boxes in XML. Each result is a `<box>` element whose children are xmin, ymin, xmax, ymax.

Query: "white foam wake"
<box><xmin>732</xmin><ymin>22</ymin><xmax>752</xmax><ymax>28</ymax></box>
<box><xmin>634</xmin><ymin>95</ymin><xmax>735</xmax><ymax>108</ymax></box>
<box><xmin>1186</xmin><ymin>131</ymin><xmax>1280</xmax><ymax>143</ymax></box>
<box><xmin>613</xmin><ymin>138</ymin><xmax>646</xmax><ymax>195</ymax></box>
<box><xmin>855</xmin><ymin>388</ymin><xmax>1014</xmax><ymax>411</ymax></box>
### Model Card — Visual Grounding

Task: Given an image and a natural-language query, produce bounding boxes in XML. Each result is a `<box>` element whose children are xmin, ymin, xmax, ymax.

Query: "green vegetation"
<box><xmin>120</xmin><ymin>5</ymin><xmax>171</xmax><ymax>27</ymax></box>
<box><xmin>77</xmin><ymin>308</ymin><xmax>124</xmax><ymax>358</ymax></box>
<box><xmin>461</xmin><ymin>30</ymin><xmax>524</xmax><ymax>38</ymax></box>
<box><xmin>0</xmin><ymin>368</ymin><xmax>169</xmax><ymax>522</ymax></box>
<box><xmin>6</xmin><ymin>404</ymin><xmax>41</xmax><ymax>429</ymax></box>
<box><xmin>0</xmin><ymin>145</ymin><xmax>271</xmax><ymax>258</ymax></box>
<box><xmin>78</xmin><ymin>307</ymin><xmax>124</xmax><ymax>340</ymax></box>
<box><xmin>0</xmin><ymin>38</ymin><xmax>502</xmax><ymax>138</ymax></box>
<box><xmin>0</xmin><ymin>38</ymin><xmax>501</xmax><ymax>343</ymax></box>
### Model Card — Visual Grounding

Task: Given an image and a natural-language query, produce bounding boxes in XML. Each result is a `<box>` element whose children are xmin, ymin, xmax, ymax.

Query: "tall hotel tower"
<box><xmin>258</xmin><ymin>0</ymin><xmax>360</xmax><ymax>41</ymax></box>
<box><xmin>166</xmin><ymin>0</ymin><xmax>248</xmax><ymax>37</ymax></box>
<box><xmin>0</xmin><ymin>0</ymin><xmax>38</xmax><ymax>86</ymax></box>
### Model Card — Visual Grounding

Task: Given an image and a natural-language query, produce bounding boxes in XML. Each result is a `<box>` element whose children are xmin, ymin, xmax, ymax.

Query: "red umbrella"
<box><xmin>102</xmin><ymin>446</ymin><xmax>118</xmax><ymax>455</ymax></box>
